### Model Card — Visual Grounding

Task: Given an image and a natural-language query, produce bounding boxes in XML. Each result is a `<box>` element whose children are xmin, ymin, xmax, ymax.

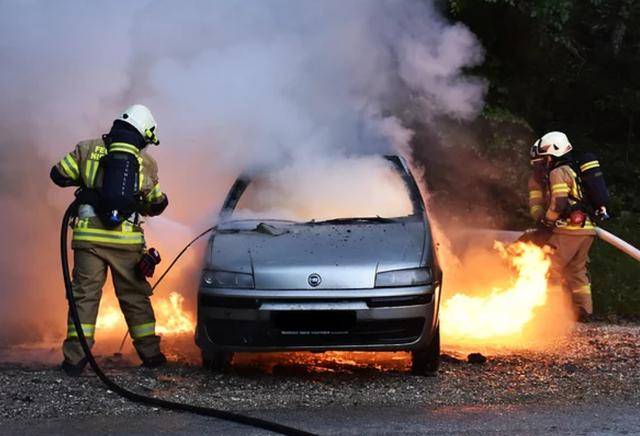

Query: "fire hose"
<box><xmin>520</xmin><ymin>227</ymin><xmax>640</xmax><ymax>262</ymax></box>
<box><xmin>61</xmin><ymin>201</ymin><xmax>315</xmax><ymax>436</ymax></box>
<box><xmin>464</xmin><ymin>227</ymin><xmax>640</xmax><ymax>262</ymax></box>
<box><xmin>593</xmin><ymin>227</ymin><xmax>640</xmax><ymax>262</ymax></box>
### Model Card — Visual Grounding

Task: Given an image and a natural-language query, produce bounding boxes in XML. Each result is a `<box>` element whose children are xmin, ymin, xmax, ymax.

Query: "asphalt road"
<box><xmin>4</xmin><ymin>402</ymin><xmax>640</xmax><ymax>435</ymax></box>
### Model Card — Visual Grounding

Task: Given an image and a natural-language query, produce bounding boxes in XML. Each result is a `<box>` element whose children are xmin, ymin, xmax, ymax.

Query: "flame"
<box><xmin>95</xmin><ymin>291</ymin><xmax>195</xmax><ymax>337</ymax></box>
<box><xmin>234</xmin><ymin>351</ymin><xmax>411</xmax><ymax>373</ymax></box>
<box><xmin>155</xmin><ymin>292</ymin><xmax>195</xmax><ymax>335</ymax></box>
<box><xmin>96</xmin><ymin>304</ymin><xmax>124</xmax><ymax>330</ymax></box>
<box><xmin>440</xmin><ymin>241</ymin><xmax>554</xmax><ymax>348</ymax></box>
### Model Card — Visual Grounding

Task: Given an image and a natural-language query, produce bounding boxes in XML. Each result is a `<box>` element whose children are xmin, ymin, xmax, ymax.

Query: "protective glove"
<box><xmin>137</xmin><ymin>248</ymin><xmax>161</xmax><ymax>278</ymax></box>
<box><xmin>596</xmin><ymin>206</ymin><xmax>610</xmax><ymax>221</ymax></box>
<box><xmin>74</xmin><ymin>188</ymin><xmax>100</xmax><ymax>206</ymax></box>
<box><xmin>519</xmin><ymin>228</ymin><xmax>554</xmax><ymax>249</ymax></box>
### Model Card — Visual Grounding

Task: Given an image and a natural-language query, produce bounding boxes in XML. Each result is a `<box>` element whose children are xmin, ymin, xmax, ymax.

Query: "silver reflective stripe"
<box><xmin>77</xmin><ymin>206</ymin><xmax>136</xmax><ymax>222</ymax></box>
<box><xmin>78</xmin><ymin>204</ymin><xmax>97</xmax><ymax>218</ymax></box>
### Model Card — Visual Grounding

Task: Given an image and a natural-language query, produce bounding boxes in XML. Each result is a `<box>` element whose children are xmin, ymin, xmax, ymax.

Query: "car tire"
<box><xmin>411</xmin><ymin>324</ymin><xmax>440</xmax><ymax>376</ymax></box>
<box><xmin>201</xmin><ymin>350</ymin><xmax>233</xmax><ymax>373</ymax></box>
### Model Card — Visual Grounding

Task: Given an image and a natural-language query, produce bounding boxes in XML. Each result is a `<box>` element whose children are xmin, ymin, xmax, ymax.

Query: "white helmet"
<box><xmin>117</xmin><ymin>104</ymin><xmax>159</xmax><ymax>145</ymax></box>
<box><xmin>531</xmin><ymin>131</ymin><xmax>572</xmax><ymax>158</ymax></box>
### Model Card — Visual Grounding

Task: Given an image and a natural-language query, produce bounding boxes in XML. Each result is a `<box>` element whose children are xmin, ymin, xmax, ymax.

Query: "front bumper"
<box><xmin>196</xmin><ymin>284</ymin><xmax>439</xmax><ymax>352</ymax></box>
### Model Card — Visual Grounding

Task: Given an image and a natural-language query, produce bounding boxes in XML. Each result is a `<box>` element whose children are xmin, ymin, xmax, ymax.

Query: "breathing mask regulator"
<box><xmin>144</xmin><ymin>126</ymin><xmax>160</xmax><ymax>145</ymax></box>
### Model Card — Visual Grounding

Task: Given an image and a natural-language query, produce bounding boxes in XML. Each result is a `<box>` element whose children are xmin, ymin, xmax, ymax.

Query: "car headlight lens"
<box><xmin>201</xmin><ymin>270</ymin><xmax>254</xmax><ymax>288</ymax></box>
<box><xmin>375</xmin><ymin>267</ymin><xmax>431</xmax><ymax>288</ymax></box>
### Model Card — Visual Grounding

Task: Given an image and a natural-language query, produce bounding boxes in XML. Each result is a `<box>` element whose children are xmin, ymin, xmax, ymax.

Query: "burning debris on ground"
<box><xmin>467</xmin><ymin>353</ymin><xmax>487</xmax><ymax>365</ymax></box>
<box><xmin>1</xmin><ymin>323</ymin><xmax>639</xmax><ymax>421</ymax></box>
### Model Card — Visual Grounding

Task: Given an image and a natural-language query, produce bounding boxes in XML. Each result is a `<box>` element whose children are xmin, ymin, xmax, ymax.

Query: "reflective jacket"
<box><xmin>528</xmin><ymin>164</ymin><xmax>596</xmax><ymax>236</ymax></box>
<box><xmin>54</xmin><ymin>138</ymin><xmax>167</xmax><ymax>249</ymax></box>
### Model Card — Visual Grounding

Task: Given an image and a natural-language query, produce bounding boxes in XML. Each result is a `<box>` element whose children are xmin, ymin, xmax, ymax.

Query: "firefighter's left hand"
<box><xmin>537</xmin><ymin>217</ymin><xmax>556</xmax><ymax>229</ymax></box>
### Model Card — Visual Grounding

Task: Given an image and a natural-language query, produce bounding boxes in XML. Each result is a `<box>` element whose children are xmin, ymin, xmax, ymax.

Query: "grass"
<box><xmin>590</xmin><ymin>214</ymin><xmax>640</xmax><ymax>317</ymax></box>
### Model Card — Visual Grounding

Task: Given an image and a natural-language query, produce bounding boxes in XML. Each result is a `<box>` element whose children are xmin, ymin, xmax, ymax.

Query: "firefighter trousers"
<box><xmin>547</xmin><ymin>233</ymin><xmax>595</xmax><ymax>315</ymax></box>
<box><xmin>62</xmin><ymin>245</ymin><xmax>161</xmax><ymax>364</ymax></box>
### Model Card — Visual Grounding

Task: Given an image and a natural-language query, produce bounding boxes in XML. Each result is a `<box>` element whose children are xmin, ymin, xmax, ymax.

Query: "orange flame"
<box><xmin>95</xmin><ymin>304</ymin><xmax>124</xmax><ymax>330</ymax></box>
<box><xmin>95</xmin><ymin>291</ymin><xmax>195</xmax><ymax>337</ymax></box>
<box><xmin>440</xmin><ymin>241</ymin><xmax>554</xmax><ymax>348</ymax></box>
<box><xmin>155</xmin><ymin>292</ymin><xmax>195</xmax><ymax>335</ymax></box>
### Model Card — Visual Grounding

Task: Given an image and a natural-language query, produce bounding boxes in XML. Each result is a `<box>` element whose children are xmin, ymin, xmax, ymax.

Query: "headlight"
<box><xmin>201</xmin><ymin>270</ymin><xmax>254</xmax><ymax>288</ymax></box>
<box><xmin>375</xmin><ymin>267</ymin><xmax>431</xmax><ymax>288</ymax></box>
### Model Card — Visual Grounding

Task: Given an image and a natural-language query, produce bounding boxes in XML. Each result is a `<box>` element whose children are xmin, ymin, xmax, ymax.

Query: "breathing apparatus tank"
<box><xmin>573</xmin><ymin>152</ymin><xmax>610</xmax><ymax>219</ymax></box>
<box><xmin>96</xmin><ymin>142</ymin><xmax>141</xmax><ymax>228</ymax></box>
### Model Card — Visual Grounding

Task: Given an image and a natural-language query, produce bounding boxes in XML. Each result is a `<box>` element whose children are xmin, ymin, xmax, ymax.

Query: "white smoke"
<box><xmin>0</xmin><ymin>0</ymin><xmax>485</xmax><ymax>343</ymax></box>
<box><xmin>232</xmin><ymin>155</ymin><xmax>415</xmax><ymax>222</ymax></box>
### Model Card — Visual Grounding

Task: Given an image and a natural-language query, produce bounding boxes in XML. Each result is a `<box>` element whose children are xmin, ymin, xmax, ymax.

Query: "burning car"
<box><xmin>195</xmin><ymin>155</ymin><xmax>442</xmax><ymax>375</ymax></box>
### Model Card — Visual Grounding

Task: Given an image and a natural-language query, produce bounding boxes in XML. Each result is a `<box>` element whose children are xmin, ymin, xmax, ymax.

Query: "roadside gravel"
<box><xmin>1</xmin><ymin>323</ymin><xmax>639</xmax><ymax>421</ymax></box>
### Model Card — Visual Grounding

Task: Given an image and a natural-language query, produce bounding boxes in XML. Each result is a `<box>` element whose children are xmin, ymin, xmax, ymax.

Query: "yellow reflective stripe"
<box><xmin>73</xmin><ymin>224</ymin><xmax>138</xmax><ymax>234</ymax></box>
<box><xmin>60</xmin><ymin>154</ymin><xmax>80</xmax><ymax>180</ymax></box>
<box><xmin>73</xmin><ymin>228</ymin><xmax>144</xmax><ymax>244</ymax></box>
<box><xmin>73</xmin><ymin>235</ymin><xmax>144</xmax><ymax>245</ymax></box>
<box><xmin>580</xmin><ymin>161</ymin><xmax>599</xmax><ymax>172</ymax></box>
<box><xmin>85</xmin><ymin>159</ymin><xmax>99</xmax><ymax>188</ymax></box>
<box><xmin>84</xmin><ymin>160</ymin><xmax>92</xmax><ymax>185</ymax></box>
<box><xmin>65</xmin><ymin>154</ymin><xmax>79</xmax><ymax>173</ymax></box>
<box><xmin>109</xmin><ymin>142</ymin><xmax>140</xmax><ymax>156</ymax></box>
<box><xmin>89</xmin><ymin>160</ymin><xmax>99</xmax><ymax>187</ymax></box>
<box><xmin>529</xmin><ymin>190</ymin><xmax>543</xmax><ymax>199</ymax></box>
<box><xmin>551</xmin><ymin>182</ymin><xmax>570</xmax><ymax>194</ymax></box>
<box><xmin>572</xmin><ymin>285</ymin><xmax>592</xmax><ymax>296</ymax></box>
<box><xmin>121</xmin><ymin>221</ymin><xmax>133</xmax><ymax>233</ymax></box>
<box><xmin>130</xmin><ymin>322</ymin><xmax>156</xmax><ymax>339</ymax></box>
<box><xmin>67</xmin><ymin>323</ymin><xmax>95</xmax><ymax>339</ymax></box>
<box><xmin>146</xmin><ymin>183</ymin><xmax>163</xmax><ymax>201</ymax></box>
<box><xmin>139</xmin><ymin>162</ymin><xmax>145</xmax><ymax>189</ymax></box>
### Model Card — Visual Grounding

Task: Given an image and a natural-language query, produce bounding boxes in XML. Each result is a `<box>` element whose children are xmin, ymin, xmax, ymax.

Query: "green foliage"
<box><xmin>452</xmin><ymin>0</ymin><xmax>573</xmax><ymax>27</ymax></box>
<box><xmin>590</xmin><ymin>215</ymin><xmax>640</xmax><ymax>316</ymax></box>
<box><xmin>439</xmin><ymin>0</ymin><xmax>640</xmax><ymax>316</ymax></box>
<box><xmin>482</xmin><ymin>105</ymin><xmax>532</xmax><ymax>129</ymax></box>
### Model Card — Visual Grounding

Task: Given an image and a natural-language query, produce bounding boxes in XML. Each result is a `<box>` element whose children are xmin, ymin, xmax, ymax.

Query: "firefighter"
<box><xmin>51</xmin><ymin>104</ymin><xmax>169</xmax><ymax>376</ymax></box>
<box><xmin>528</xmin><ymin>131</ymin><xmax>596</xmax><ymax>320</ymax></box>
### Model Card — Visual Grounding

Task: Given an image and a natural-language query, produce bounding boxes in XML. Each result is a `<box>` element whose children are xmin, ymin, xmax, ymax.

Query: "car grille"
<box><xmin>199</xmin><ymin>294</ymin><xmax>432</xmax><ymax>309</ymax></box>
<box><xmin>205</xmin><ymin>314</ymin><xmax>425</xmax><ymax>347</ymax></box>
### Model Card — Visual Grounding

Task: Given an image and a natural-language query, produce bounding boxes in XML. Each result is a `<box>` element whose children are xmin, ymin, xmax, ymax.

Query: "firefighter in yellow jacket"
<box><xmin>528</xmin><ymin>131</ymin><xmax>597</xmax><ymax>319</ymax></box>
<box><xmin>51</xmin><ymin>104</ymin><xmax>169</xmax><ymax>376</ymax></box>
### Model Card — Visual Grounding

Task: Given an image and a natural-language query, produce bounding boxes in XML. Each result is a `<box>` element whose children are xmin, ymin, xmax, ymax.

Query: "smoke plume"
<box><xmin>0</xmin><ymin>0</ymin><xmax>485</xmax><ymax>344</ymax></box>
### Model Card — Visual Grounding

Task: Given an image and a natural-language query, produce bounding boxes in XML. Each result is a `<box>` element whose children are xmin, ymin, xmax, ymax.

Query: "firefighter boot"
<box><xmin>141</xmin><ymin>352</ymin><xmax>167</xmax><ymax>368</ymax></box>
<box><xmin>61</xmin><ymin>357</ymin><xmax>89</xmax><ymax>377</ymax></box>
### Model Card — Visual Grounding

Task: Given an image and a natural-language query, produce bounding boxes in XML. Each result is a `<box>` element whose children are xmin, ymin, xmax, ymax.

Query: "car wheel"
<box><xmin>201</xmin><ymin>350</ymin><xmax>233</xmax><ymax>373</ymax></box>
<box><xmin>411</xmin><ymin>324</ymin><xmax>440</xmax><ymax>376</ymax></box>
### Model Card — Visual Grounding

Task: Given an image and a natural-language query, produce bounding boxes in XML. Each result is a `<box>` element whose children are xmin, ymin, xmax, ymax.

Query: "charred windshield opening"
<box><xmin>220</xmin><ymin>155</ymin><xmax>423</xmax><ymax>225</ymax></box>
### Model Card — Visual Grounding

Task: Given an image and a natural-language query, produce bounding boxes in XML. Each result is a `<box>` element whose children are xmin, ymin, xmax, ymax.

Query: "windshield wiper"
<box><xmin>307</xmin><ymin>216</ymin><xmax>397</xmax><ymax>225</ymax></box>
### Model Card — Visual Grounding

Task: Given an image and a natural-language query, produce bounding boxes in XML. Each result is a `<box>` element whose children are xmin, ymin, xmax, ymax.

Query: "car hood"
<box><xmin>208</xmin><ymin>221</ymin><xmax>428</xmax><ymax>289</ymax></box>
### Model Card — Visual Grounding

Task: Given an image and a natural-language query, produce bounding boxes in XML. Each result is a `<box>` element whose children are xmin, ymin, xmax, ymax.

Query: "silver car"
<box><xmin>195</xmin><ymin>155</ymin><xmax>442</xmax><ymax>375</ymax></box>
